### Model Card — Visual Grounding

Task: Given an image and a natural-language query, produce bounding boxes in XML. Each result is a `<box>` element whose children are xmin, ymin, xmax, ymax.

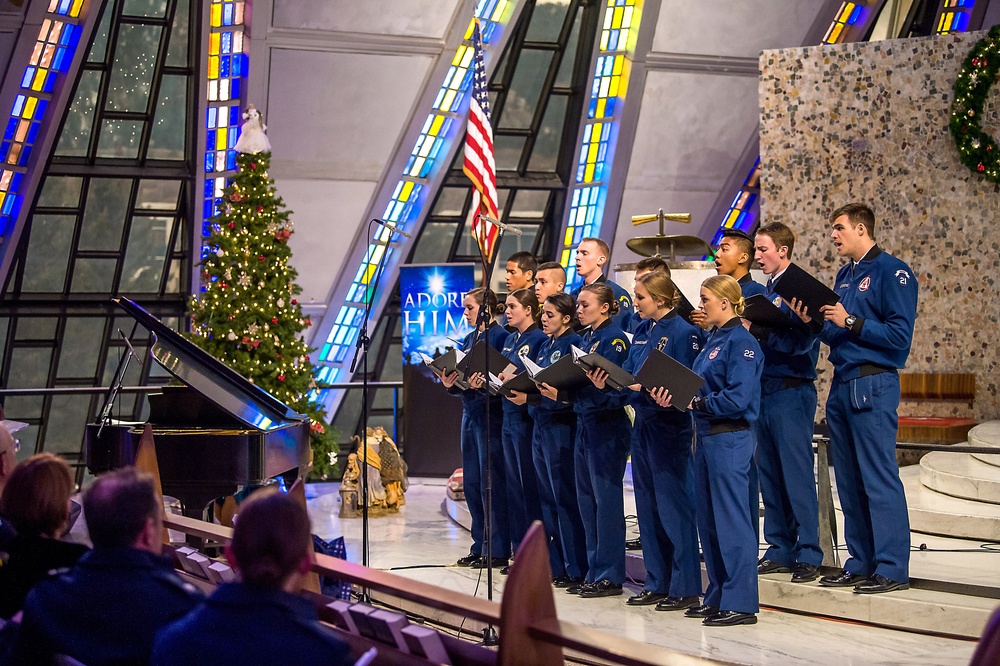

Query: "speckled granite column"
<box><xmin>759</xmin><ymin>31</ymin><xmax>1000</xmax><ymax>421</ymax></box>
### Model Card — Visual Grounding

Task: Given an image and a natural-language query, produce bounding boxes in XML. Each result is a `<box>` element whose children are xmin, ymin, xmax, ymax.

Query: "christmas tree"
<box><xmin>189</xmin><ymin>144</ymin><xmax>338</xmax><ymax>478</ymax></box>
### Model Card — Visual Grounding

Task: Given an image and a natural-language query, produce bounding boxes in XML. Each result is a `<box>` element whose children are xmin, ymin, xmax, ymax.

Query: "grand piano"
<box><xmin>84</xmin><ymin>297</ymin><xmax>312</xmax><ymax>518</ymax></box>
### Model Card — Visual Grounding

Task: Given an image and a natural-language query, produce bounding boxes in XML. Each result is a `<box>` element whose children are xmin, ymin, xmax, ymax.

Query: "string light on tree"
<box><xmin>950</xmin><ymin>25</ymin><xmax>1000</xmax><ymax>184</ymax></box>
<box><xmin>188</xmin><ymin>104</ymin><xmax>338</xmax><ymax>477</ymax></box>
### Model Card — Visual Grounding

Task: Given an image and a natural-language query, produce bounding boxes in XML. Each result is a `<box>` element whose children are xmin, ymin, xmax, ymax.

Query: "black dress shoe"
<box><xmin>791</xmin><ymin>562</ymin><xmax>820</xmax><ymax>583</ymax></box>
<box><xmin>684</xmin><ymin>604</ymin><xmax>719</xmax><ymax>618</ymax></box>
<box><xmin>470</xmin><ymin>557</ymin><xmax>509</xmax><ymax>569</ymax></box>
<box><xmin>625</xmin><ymin>537</ymin><xmax>642</xmax><ymax>551</ymax></box>
<box><xmin>553</xmin><ymin>575</ymin><xmax>582</xmax><ymax>588</ymax></box>
<box><xmin>818</xmin><ymin>569</ymin><xmax>867</xmax><ymax>587</ymax></box>
<box><xmin>703</xmin><ymin>610</ymin><xmax>757</xmax><ymax>627</ymax></box>
<box><xmin>566</xmin><ymin>581</ymin><xmax>587</xmax><ymax>594</ymax></box>
<box><xmin>579</xmin><ymin>579</ymin><xmax>623</xmax><ymax>598</ymax></box>
<box><xmin>499</xmin><ymin>565</ymin><xmax>511</xmax><ymax>575</ymax></box>
<box><xmin>757</xmin><ymin>557</ymin><xmax>792</xmax><ymax>574</ymax></box>
<box><xmin>626</xmin><ymin>590</ymin><xmax>668</xmax><ymax>606</ymax></box>
<box><xmin>853</xmin><ymin>574</ymin><xmax>909</xmax><ymax>594</ymax></box>
<box><xmin>655</xmin><ymin>595</ymin><xmax>700</xmax><ymax>611</ymax></box>
<box><xmin>456</xmin><ymin>553</ymin><xmax>481</xmax><ymax>567</ymax></box>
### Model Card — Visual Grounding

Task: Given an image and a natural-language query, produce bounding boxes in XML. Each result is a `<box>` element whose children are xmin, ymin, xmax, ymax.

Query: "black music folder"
<box><xmin>633</xmin><ymin>349</ymin><xmax>704</xmax><ymax>412</ymax></box>
<box><xmin>571</xmin><ymin>346</ymin><xmax>635</xmax><ymax>391</ymax></box>
<box><xmin>420</xmin><ymin>349</ymin><xmax>464</xmax><ymax>376</ymax></box>
<box><xmin>771</xmin><ymin>263</ymin><xmax>839</xmax><ymax>317</ymax></box>
<box><xmin>522</xmin><ymin>355</ymin><xmax>592</xmax><ymax>393</ymax></box>
<box><xmin>742</xmin><ymin>294</ymin><xmax>794</xmax><ymax>329</ymax></box>
<box><xmin>457</xmin><ymin>341</ymin><xmax>511</xmax><ymax>381</ymax></box>
<box><xmin>676</xmin><ymin>290</ymin><xmax>697</xmax><ymax>325</ymax></box>
<box><xmin>494</xmin><ymin>370</ymin><xmax>540</xmax><ymax>397</ymax></box>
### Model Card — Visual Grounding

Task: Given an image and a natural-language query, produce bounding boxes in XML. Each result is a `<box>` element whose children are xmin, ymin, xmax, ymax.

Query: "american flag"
<box><xmin>462</xmin><ymin>20</ymin><xmax>499</xmax><ymax>266</ymax></box>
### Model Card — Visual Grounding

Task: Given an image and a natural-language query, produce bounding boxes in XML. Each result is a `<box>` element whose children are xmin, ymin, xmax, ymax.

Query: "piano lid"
<box><xmin>114</xmin><ymin>297</ymin><xmax>307</xmax><ymax>432</ymax></box>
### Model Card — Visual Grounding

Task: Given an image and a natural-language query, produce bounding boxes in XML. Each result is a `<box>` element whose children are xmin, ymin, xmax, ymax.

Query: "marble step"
<box><xmin>902</xmin><ymin>467</ymin><xmax>1000</xmax><ymax>542</ymax></box>
<box><xmin>757</xmin><ymin>572</ymin><xmax>995</xmax><ymax>639</ymax></box>
<box><xmin>920</xmin><ymin>451</ymin><xmax>1000</xmax><ymax>504</ymax></box>
<box><xmin>969</xmin><ymin>421</ymin><xmax>1000</xmax><ymax>468</ymax></box>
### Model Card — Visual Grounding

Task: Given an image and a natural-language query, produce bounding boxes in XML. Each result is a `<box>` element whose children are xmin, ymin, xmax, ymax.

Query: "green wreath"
<box><xmin>950</xmin><ymin>24</ymin><xmax>1000</xmax><ymax>183</ymax></box>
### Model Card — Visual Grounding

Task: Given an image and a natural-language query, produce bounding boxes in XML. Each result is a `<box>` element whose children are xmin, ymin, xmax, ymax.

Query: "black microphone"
<box><xmin>476</xmin><ymin>214</ymin><xmax>522</xmax><ymax>236</ymax></box>
<box><xmin>372</xmin><ymin>218</ymin><xmax>412</xmax><ymax>239</ymax></box>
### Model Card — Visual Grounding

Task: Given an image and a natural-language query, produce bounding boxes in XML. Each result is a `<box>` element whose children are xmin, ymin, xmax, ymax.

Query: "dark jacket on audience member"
<box><xmin>13</xmin><ymin>546</ymin><xmax>202</xmax><ymax>665</ymax></box>
<box><xmin>0</xmin><ymin>534</ymin><xmax>89</xmax><ymax>619</ymax></box>
<box><xmin>151</xmin><ymin>582</ymin><xmax>352</xmax><ymax>666</ymax></box>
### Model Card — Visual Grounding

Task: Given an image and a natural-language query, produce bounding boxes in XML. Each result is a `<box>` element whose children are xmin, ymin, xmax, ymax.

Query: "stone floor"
<box><xmin>306</xmin><ymin>478</ymin><xmax>990</xmax><ymax>666</ymax></box>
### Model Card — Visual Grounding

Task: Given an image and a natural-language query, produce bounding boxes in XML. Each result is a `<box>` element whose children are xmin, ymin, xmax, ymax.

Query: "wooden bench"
<box><xmin>897</xmin><ymin>373</ymin><xmax>977</xmax><ymax>462</ymax></box>
<box><xmin>162</xmin><ymin>514</ymin><xmax>725</xmax><ymax>666</ymax></box>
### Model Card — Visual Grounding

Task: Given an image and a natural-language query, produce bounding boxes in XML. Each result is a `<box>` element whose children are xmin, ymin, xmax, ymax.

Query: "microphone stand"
<box><xmin>348</xmin><ymin>219</ymin><xmax>397</xmax><ymax>603</ymax></box>
<box><xmin>471</xmin><ymin>215</ymin><xmax>505</xmax><ymax>646</ymax></box>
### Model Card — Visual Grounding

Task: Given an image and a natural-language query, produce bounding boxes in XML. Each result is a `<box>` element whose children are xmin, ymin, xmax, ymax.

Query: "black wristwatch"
<box><xmin>844</xmin><ymin>315</ymin><xmax>857</xmax><ymax>330</ymax></box>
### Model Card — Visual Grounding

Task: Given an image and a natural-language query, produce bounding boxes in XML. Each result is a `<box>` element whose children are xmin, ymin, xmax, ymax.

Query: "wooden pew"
<box><xmin>162</xmin><ymin>514</ymin><xmax>725</xmax><ymax>666</ymax></box>
<box><xmin>897</xmin><ymin>372</ymin><xmax>977</xmax><ymax>464</ymax></box>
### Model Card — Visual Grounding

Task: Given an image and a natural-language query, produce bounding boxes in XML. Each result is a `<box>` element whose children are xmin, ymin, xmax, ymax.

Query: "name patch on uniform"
<box><xmin>517</xmin><ymin>344</ymin><xmax>530</xmax><ymax>358</ymax></box>
<box><xmin>656</xmin><ymin>336</ymin><xmax>669</xmax><ymax>351</ymax></box>
<box><xmin>708</xmin><ymin>347</ymin><xmax>721</xmax><ymax>360</ymax></box>
<box><xmin>744</xmin><ymin>349</ymin><xmax>755</xmax><ymax>359</ymax></box>
<box><xmin>858</xmin><ymin>276</ymin><xmax>871</xmax><ymax>292</ymax></box>
<box><xmin>895</xmin><ymin>269</ymin><xmax>910</xmax><ymax>285</ymax></box>
<box><xmin>550</xmin><ymin>350</ymin><xmax>562</xmax><ymax>363</ymax></box>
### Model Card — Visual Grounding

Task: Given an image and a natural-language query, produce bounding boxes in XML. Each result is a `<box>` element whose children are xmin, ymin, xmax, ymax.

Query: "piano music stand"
<box><xmin>95</xmin><ymin>325</ymin><xmax>141</xmax><ymax>438</ymax></box>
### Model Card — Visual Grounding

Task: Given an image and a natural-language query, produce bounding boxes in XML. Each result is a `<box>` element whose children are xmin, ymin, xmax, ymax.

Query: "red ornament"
<box><xmin>257</xmin><ymin>206</ymin><xmax>264</xmax><ymax>213</ymax></box>
<box><xmin>291</xmin><ymin>299</ymin><xmax>298</xmax><ymax>305</ymax></box>
<box><xmin>220</xmin><ymin>282</ymin><xmax>228</xmax><ymax>289</ymax></box>
<box><xmin>278</xmin><ymin>375</ymin><xmax>285</xmax><ymax>382</ymax></box>
<box><xmin>228</xmin><ymin>315</ymin><xmax>235</xmax><ymax>321</ymax></box>
<box><xmin>271</xmin><ymin>317</ymin><xmax>279</xmax><ymax>324</ymax></box>
<box><xmin>258</xmin><ymin>255</ymin><xmax>266</xmax><ymax>262</ymax></box>
<box><xmin>228</xmin><ymin>222</ymin><xmax>235</xmax><ymax>229</ymax></box>
<box><xmin>231</xmin><ymin>193</ymin><xmax>242</xmax><ymax>202</ymax></box>
<box><xmin>242</xmin><ymin>336</ymin><xmax>250</xmax><ymax>344</ymax></box>
<box><xmin>973</xmin><ymin>57</ymin><xmax>980</xmax><ymax>66</ymax></box>
<box><xmin>978</xmin><ymin>163</ymin><xmax>986</xmax><ymax>172</ymax></box>
<box><xmin>252</xmin><ymin>340</ymin><xmax>260</xmax><ymax>349</ymax></box>
<box><xmin>251</xmin><ymin>163</ymin><xmax>257</xmax><ymax>170</ymax></box>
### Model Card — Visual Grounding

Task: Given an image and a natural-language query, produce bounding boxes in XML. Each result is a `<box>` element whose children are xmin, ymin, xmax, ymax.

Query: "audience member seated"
<box><xmin>151</xmin><ymin>489</ymin><xmax>352</xmax><ymax>666</ymax></box>
<box><xmin>0</xmin><ymin>423</ymin><xmax>17</xmax><ymax>551</ymax></box>
<box><xmin>13</xmin><ymin>468</ymin><xmax>202</xmax><ymax>665</ymax></box>
<box><xmin>0</xmin><ymin>453</ymin><xmax>89</xmax><ymax>619</ymax></box>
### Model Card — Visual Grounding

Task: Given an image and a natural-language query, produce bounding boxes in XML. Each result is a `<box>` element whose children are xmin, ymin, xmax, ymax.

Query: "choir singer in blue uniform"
<box><xmin>654</xmin><ymin>275</ymin><xmax>763</xmax><ymax>626</ymax></box>
<box><xmin>589</xmin><ymin>271</ymin><xmax>702</xmax><ymax>611</ymax></box>
<box><xmin>790</xmin><ymin>203</ymin><xmax>917</xmax><ymax>595</ymax></box>
<box><xmin>440</xmin><ymin>287</ymin><xmax>510</xmax><ymax>569</ymax></box>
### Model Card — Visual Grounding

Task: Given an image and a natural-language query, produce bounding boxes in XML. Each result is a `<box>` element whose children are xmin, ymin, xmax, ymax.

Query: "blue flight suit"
<box><xmin>691</xmin><ymin>318</ymin><xmax>763</xmax><ymax>613</ymax></box>
<box><xmin>623</xmin><ymin>309</ymin><xmax>644</xmax><ymax>334</ymax></box>
<box><xmin>574</xmin><ymin>319</ymin><xmax>631</xmax><ymax>584</ymax></box>
<box><xmin>622</xmin><ymin>311</ymin><xmax>702</xmax><ymax>598</ymax></box>
<box><xmin>818</xmin><ymin>245</ymin><xmax>917</xmax><ymax>583</ymax></box>
<box><xmin>737</xmin><ymin>273</ymin><xmax>766</xmax><ymax>544</ymax></box>
<box><xmin>528</xmin><ymin>329</ymin><xmax>588</xmax><ymax>579</ymax></box>
<box><xmin>14</xmin><ymin>547</ymin><xmax>202</xmax><ymax>665</ymax></box>
<box><xmin>500</xmin><ymin>324</ymin><xmax>548</xmax><ymax>553</ymax></box>
<box><xmin>152</xmin><ymin>583</ymin><xmax>351</xmax><ymax>666</ymax></box>
<box><xmin>571</xmin><ymin>274</ymin><xmax>634</xmax><ymax>331</ymax></box>
<box><xmin>750</xmin><ymin>272</ymin><xmax>823</xmax><ymax>569</ymax></box>
<box><xmin>456</xmin><ymin>323</ymin><xmax>510</xmax><ymax>559</ymax></box>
